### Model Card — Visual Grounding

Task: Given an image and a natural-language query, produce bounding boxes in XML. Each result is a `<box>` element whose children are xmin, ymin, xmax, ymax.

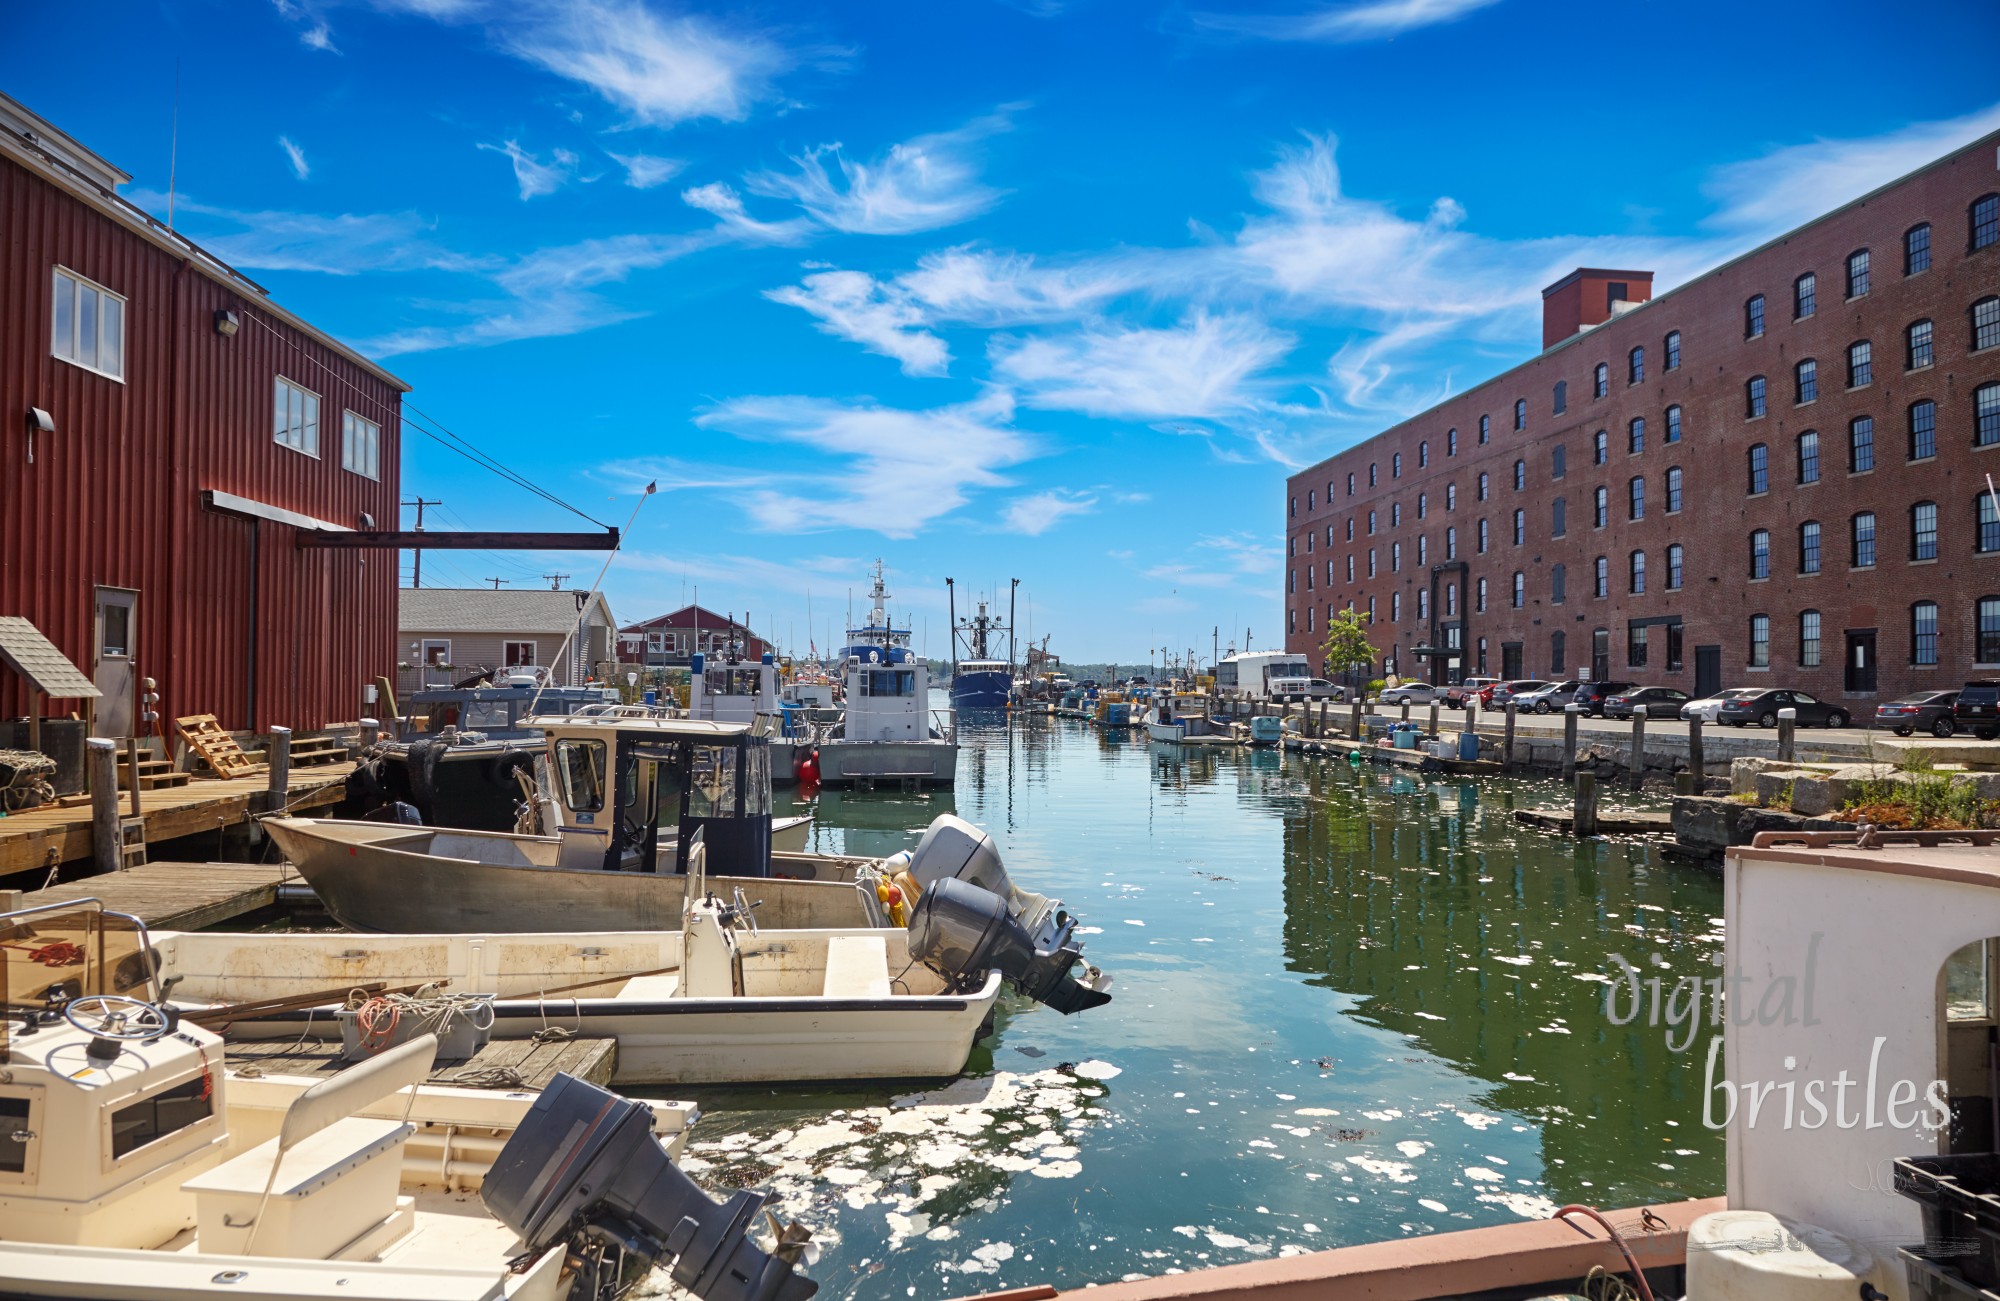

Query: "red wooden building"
<box><xmin>0</xmin><ymin>92</ymin><xmax>407</xmax><ymax>735</ymax></box>
<box><xmin>618</xmin><ymin>606</ymin><xmax>773</xmax><ymax>668</ymax></box>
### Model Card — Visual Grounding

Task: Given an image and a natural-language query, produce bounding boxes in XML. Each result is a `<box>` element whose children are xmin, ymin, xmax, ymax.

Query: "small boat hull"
<box><xmin>950</xmin><ymin>668</ymin><xmax>1013</xmax><ymax>709</ymax></box>
<box><xmin>814</xmin><ymin>739</ymin><xmax>959</xmax><ymax>786</ymax></box>
<box><xmin>1145</xmin><ymin>720</ymin><xmax>1187</xmax><ymax>743</ymax></box>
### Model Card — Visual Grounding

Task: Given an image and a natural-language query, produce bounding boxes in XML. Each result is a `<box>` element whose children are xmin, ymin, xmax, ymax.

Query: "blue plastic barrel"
<box><xmin>1457</xmin><ymin>731</ymin><xmax>1479</xmax><ymax>761</ymax></box>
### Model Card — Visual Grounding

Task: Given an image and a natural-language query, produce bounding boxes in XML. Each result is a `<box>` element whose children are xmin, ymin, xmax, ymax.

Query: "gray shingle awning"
<box><xmin>0</xmin><ymin>616</ymin><xmax>100</xmax><ymax>698</ymax></box>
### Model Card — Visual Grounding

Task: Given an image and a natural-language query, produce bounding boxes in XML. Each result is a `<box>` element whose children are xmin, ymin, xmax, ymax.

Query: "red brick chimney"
<box><xmin>1541</xmin><ymin>268</ymin><xmax>1654</xmax><ymax>349</ymax></box>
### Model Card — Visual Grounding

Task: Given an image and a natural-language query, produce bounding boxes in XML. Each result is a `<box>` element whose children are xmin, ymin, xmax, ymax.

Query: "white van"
<box><xmin>1269</xmin><ymin>677</ymin><xmax>1344</xmax><ymax>703</ymax></box>
<box><xmin>1216</xmin><ymin>651</ymin><xmax>1315</xmax><ymax>701</ymax></box>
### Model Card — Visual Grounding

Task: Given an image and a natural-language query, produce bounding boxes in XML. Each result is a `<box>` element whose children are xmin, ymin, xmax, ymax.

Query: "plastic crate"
<box><xmin>337</xmin><ymin>997</ymin><xmax>493</xmax><ymax>1060</ymax></box>
<box><xmin>1898</xmin><ymin>1155</ymin><xmax>2000</xmax><ymax>1286</ymax></box>
<box><xmin>1905</xmin><ymin>1248</ymin><xmax>2000</xmax><ymax>1300</ymax></box>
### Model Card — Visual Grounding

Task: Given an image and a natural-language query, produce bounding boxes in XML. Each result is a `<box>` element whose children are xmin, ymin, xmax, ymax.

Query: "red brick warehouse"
<box><xmin>1284</xmin><ymin>131</ymin><xmax>2000</xmax><ymax>706</ymax></box>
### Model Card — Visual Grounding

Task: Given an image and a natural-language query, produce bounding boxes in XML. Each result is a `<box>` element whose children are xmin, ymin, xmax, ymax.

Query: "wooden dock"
<box><xmin>226</xmin><ymin>1034</ymin><xmax>619</xmax><ymax>1090</ymax></box>
<box><xmin>0</xmin><ymin>761</ymin><xmax>354</xmax><ymax>877</ymax></box>
<box><xmin>1287</xmin><ymin>734</ymin><xmax>1504</xmax><ymax>777</ymax></box>
<box><xmin>8</xmin><ymin>860</ymin><xmax>299</xmax><ymax>929</ymax></box>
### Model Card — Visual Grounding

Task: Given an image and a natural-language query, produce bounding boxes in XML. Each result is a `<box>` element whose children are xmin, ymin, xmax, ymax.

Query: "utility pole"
<box><xmin>542</xmin><ymin>572</ymin><xmax>569</xmax><ymax>591</ymax></box>
<box><xmin>402</xmin><ymin>497</ymin><xmax>441</xmax><ymax>587</ymax></box>
<box><xmin>484</xmin><ymin>577</ymin><xmax>510</xmax><ymax>590</ymax></box>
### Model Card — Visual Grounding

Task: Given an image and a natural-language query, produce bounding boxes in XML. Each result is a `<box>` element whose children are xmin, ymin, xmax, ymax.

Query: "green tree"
<box><xmin>1319</xmin><ymin>607</ymin><xmax>1379</xmax><ymax>680</ymax></box>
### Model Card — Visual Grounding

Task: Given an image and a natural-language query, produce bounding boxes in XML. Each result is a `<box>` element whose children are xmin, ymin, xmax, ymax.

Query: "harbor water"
<box><xmin>664</xmin><ymin>704</ymin><xmax>1726</xmax><ymax>1299</ymax></box>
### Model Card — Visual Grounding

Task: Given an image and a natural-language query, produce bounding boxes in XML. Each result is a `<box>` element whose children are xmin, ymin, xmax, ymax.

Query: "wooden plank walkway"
<box><xmin>0</xmin><ymin>761</ymin><xmax>354</xmax><ymax>877</ymax></box>
<box><xmin>226</xmin><ymin>1034</ymin><xmax>618</xmax><ymax>1090</ymax></box>
<box><xmin>10</xmin><ymin>861</ymin><xmax>298</xmax><ymax>929</ymax></box>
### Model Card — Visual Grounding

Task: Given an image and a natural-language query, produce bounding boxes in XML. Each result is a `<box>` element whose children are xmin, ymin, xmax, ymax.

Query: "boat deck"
<box><xmin>0</xmin><ymin>762</ymin><xmax>355</xmax><ymax>876</ymax></box>
<box><xmin>7</xmin><ymin>860</ymin><xmax>299</xmax><ymax>928</ymax></box>
<box><xmin>225</xmin><ymin>1033</ymin><xmax>619</xmax><ymax>1089</ymax></box>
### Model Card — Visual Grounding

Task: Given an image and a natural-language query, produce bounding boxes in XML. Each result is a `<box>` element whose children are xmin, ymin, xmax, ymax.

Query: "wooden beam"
<box><xmin>294</xmin><ymin>529</ymin><xmax>619</xmax><ymax>551</ymax></box>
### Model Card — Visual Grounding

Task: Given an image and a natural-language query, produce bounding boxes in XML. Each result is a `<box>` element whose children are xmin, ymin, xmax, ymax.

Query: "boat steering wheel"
<box><xmin>63</xmin><ymin>994</ymin><xmax>174</xmax><ymax>1043</ymax></box>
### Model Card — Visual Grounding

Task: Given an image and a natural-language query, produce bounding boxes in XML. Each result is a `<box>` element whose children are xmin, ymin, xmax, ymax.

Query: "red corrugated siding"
<box><xmin>0</xmin><ymin>151</ymin><xmax>401</xmax><ymax>732</ymax></box>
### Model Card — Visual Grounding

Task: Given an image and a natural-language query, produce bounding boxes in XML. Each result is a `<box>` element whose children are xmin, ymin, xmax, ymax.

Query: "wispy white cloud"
<box><xmin>765</xmin><ymin>270</ymin><xmax>951</xmax><ymax>376</ymax></box>
<box><xmin>1001</xmin><ymin>489</ymin><xmax>1096</xmax><ymax>536</ymax></box>
<box><xmin>1193</xmin><ymin>0</ymin><xmax>1500</xmax><ymax>42</ymax></box>
<box><xmin>278</xmin><ymin>136</ymin><xmax>311</xmax><ymax>180</ymax></box>
<box><xmin>478</xmin><ymin>139</ymin><xmax>579</xmax><ymax>200</ymax></box>
<box><xmin>694</xmin><ymin>389</ymin><xmax>1035</xmax><ymax>537</ymax></box>
<box><xmin>681</xmin><ymin>182</ymin><xmax>815</xmax><ymax>244</ymax></box>
<box><xmin>748</xmin><ymin>112</ymin><xmax>1013</xmax><ymax>236</ymax></box>
<box><xmin>1144</xmin><ymin>532</ymin><xmax>1282</xmax><ymax>589</ymax></box>
<box><xmin>992</xmin><ymin>311</ymin><xmax>1294</xmax><ymax>419</ymax></box>
<box><xmin>608</xmin><ymin>151</ymin><xmax>683</xmax><ymax>189</ymax></box>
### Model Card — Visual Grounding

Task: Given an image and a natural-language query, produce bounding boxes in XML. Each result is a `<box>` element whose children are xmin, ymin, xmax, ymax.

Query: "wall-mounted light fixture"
<box><xmin>25</xmin><ymin>407</ymin><xmax>53</xmax><ymax>464</ymax></box>
<box><xmin>214</xmin><ymin>309</ymin><xmax>240</xmax><ymax>337</ymax></box>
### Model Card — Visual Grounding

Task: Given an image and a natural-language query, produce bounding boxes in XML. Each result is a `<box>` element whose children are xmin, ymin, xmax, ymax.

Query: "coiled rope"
<box><xmin>346</xmin><ymin>986</ymin><xmax>495</xmax><ymax>1051</ymax></box>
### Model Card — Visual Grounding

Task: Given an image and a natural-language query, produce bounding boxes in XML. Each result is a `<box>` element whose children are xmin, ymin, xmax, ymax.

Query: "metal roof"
<box><xmin>0</xmin><ymin>617</ymin><xmax>100</xmax><ymax>698</ymax></box>
<box><xmin>400</xmin><ymin>587</ymin><xmax>616</xmax><ymax>635</ymax></box>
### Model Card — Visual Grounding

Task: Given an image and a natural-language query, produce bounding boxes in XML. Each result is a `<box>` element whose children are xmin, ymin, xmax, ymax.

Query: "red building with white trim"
<box><xmin>0</xmin><ymin>92</ymin><xmax>407</xmax><ymax>734</ymax></box>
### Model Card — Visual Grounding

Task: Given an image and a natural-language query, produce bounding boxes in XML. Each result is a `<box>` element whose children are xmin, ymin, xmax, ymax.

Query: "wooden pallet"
<box><xmin>289</xmin><ymin>736</ymin><xmax>351</xmax><ymax>767</ymax></box>
<box><xmin>175</xmin><ymin>714</ymin><xmax>264</xmax><ymax>779</ymax></box>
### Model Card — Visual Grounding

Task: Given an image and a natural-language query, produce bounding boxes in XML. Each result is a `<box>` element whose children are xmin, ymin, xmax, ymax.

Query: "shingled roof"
<box><xmin>399</xmin><ymin>588</ymin><xmax>615</xmax><ymax>635</ymax></box>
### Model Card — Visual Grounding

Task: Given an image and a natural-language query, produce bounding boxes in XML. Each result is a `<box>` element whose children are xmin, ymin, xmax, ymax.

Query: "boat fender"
<box><xmin>488</xmin><ymin>751</ymin><xmax>533</xmax><ymax>790</ymax></box>
<box><xmin>874</xmin><ymin>879</ymin><xmax>907</xmax><ymax>927</ymax></box>
<box><xmin>891</xmin><ymin>869</ymin><xmax>923</xmax><ymax>907</ymax></box>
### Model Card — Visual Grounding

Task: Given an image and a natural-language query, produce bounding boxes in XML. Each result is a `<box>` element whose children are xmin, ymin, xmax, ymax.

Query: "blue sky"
<box><xmin>14</xmin><ymin>0</ymin><xmax>2000</xmax><ymax>664</ymax></box>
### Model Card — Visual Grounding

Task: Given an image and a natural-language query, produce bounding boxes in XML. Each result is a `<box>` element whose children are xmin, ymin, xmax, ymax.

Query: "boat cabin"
<box><xmin>532</xmin><ymin>709</ymin><xmax>777</xmax><ymax>877</ymax></box>
<box><xmin>399</xmin><ymin>681</ymin><xmax>618</xmax><ymax>740</ymax></box>
<box><xmin>687</xmin><ymin>647</ymin><xmax>779</xmax><ymax>727</ymax></box>
<box><xmin>843</xmin><ymin>659</ymin><xmax>935</xmax><ymax>742</ymax></box>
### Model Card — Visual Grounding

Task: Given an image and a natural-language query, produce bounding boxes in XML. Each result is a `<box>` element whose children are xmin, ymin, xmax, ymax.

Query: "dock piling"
<box><xmin>265</xmin><ymin>726</ymin><xmax>292</xmax><ymax>812</ymax></box>
<box><xmin>1428</xmin><ymin>700</ymin><xmax>1439</xmax><ymax>737</ymax></box>
<box><xmin>1629</xmin><ymin>711</ymin><xmax>1647</xmax><ymax>791</ymax></box>
<box><xmin>1675</xmin><ymin>772</ymin><xmax>1696</xmax><ymax>795</ymax></box>
<box><xmin>1562</xmin><ymin>704</ymin><xmax>1579</xmax><ymax>781</ymax></box>
<box><xmin>1777</xmin><ymin>708</ymin><xmax>1797</xmax><ymax>763</ymax></box>
<box><xmin>1503</xmin><ymin>701</ymin><xmax>1517</xmax><ymax>772</ymax></box>
<box><xmin>1574</xmin><ymin>771</ymin><xmax>1599</xmax><ymax>837</ymax></box>
<box><xmin>1349</xmin><ymin>696</ymin><xmax>1362</xmax><ymax>740</ymax></box>
<box><xmin>1688</xmin><ymin>717</ymin><xmax>1705</xmax><ymax>787</ymax></box>
<box><xmin>89</xmin><ymin>738</ymin><xmax>119</xmax><ymax>874</ymax></box>
<box><xmin>1400</xmin><ymin>698</ymin><xmax>1410</xmax><ymax>724</ymax></box>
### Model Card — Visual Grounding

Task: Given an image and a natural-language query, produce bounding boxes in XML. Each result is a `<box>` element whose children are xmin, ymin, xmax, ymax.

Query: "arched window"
<box><xmin>1748</xmin><ymin>443</ymin><xmax>1769</xmax><ymax>493</ymax></box>
<box><xmin>1552</xmin><ymin>496</ymin><xmax>1567</xmax><ymax>537</ymax></box>
<box><xmin>1593</xmin><ymin>485</ymin><xmax>1609</xmax><ymax>528</ymax></box>
<box><xmin>1665</xmin><ymin>330</ymin><xmax>1682</xmax><ymax>370</ymax></box>
<box><xmin>1593</xmin><ymin>556</ymin><xmax>1609</xmax><ymax>598</ymax></box>
<box><xmin>1391</xmin><ymin>502</ymin><xmax>1401</xmax><ymax>527</ymax></box>
<box><xmin>1851</xmin><ymin>416</ymin><xmax>1876</xmax><ymax>471</ymax></box>
<box><xmin>1628</xmin><ymin>346</ymin><xmax>1645</xmax><ymax>384</ymax></box>
<box><xmin>1511</xmin><ymin>572</ymin><xmax>1524</xmax><ymax>608</ymax></box>
<box><xmin>1551</xmin><ymin>563</ymin><xmax>1566</xmax><ymax>605</ymax></box>
<box><xmin>1552</xmin><ymin>380</ymin><xmax>1568</xmax><ymax>415</ymax></box>
<box><xmin>1747</xmin><ymin>375</ymin><xmax>1767</xmax><ymax>418</ymax></box>
<box><xmin>1974</xmin><ymin>194</ymin><xmax>1999</xmax><ymax>252</ymax></box>
<box><xmin>1446</xmin><ymin>583</ymin><xmax>1457</xmax><ymax>616</ymax></box>
<box><xmin>1911</xmin><ymin>400</ymin><xmax>1938</xmax><ymax>460</ymax></box>
<box><xmin>1913</xmin><ymin>501</ymin><xmax>1939</xmax><ymax>561</ymax></box>
<box><xmin>1665</xmin><ymin>405</ymin><xmax>1682</xmax><ymax>443</ymax></box>
<box><xmin>1750</xmin><ymin>614</ymin><xmax>1771</xmax><ymax>667</ymax></box>
<box><xmin>1478</xmin><ymin>413</ymin><xmax>1491</xmax><ymax>443</ymax></box>
<box><xmin>1593</xmin><ymin>429</ymin><xmax>1608</xmax><ymax>464</ymax></box>
<box><xmin>1979</xmin><ymin>492</ymin><xmax>2000</xmax><ymax>555</ymax></box>
<box><xmin>1794</xmin><ymin>272</ymin><xmax>1816</xmax><ymax>319</ymax></box>
<box><xmin>1346</xmin><ymin>472</ymin><xmax>1356</xmax><ymax>496</ymax></box>
<box><xmin>1418</xmin><ymin>440</ymin><xmax>1429</xmax><ymax>467</ymax></box>
<box><xmin>1979</xmin><ymin>596</ymin><xmax>2000</xmax><ymax>664</ymax></box>
<box><xmin>1391</xmin><ymin>541</ymin><xmax>1401</xmax><ymax>572</ymax></box>
<box><xmin>1665</xmin><ymin>466</ymin><xmax>1683</xmax><ymax>513</ymax></box>
<box><xmin>1666</xmin><ymin>543</ymin><xmax>1684</xmax><ymax>591</ymax></box>
<box><xmin>1593</xmin><ymin>363</ymin><xmax>1608</xmax><ymax>398</ymax></box>
<box><xmin>1417</xmin><ymin>491</ymin><xmax>1427</xmax><ymax>519</ymax></box>
<box><xmin>1417</xmin><ymin>535</ymin><xmax>1427</xmax><ymax>565</ymax></box>
<box><xmin>1513</xmin><ymin>398</ymin><xmax>1527</xmax><ymax>430</ymax></box>
<box><xmin>1799</xmin><ymin>521</ymin><xmax>1821</xmax><ymax>575</ymax></box>
<box><xmin>1445</xmin><ymin>525</ymin><xmax>1457</xmax><ymax>559</ymax></box>
<box><xmin>1750</xmin><ymin>529</ymin><xmax>1771</xmax><ymax>579</ymax></box>
<box><xmin>1392</xmin><ymin>452</ymin><xmax>1402</xmax><ymax>478</ymax></box>
<box><xmin>1795</xmin><ymin>358</ymin><xmax>1818</xmax><ymax>404</ymax></box>
<box><xmin>1513</xmin><ymin>459</ymin><xmax>1526</xmax><ymax>491</ymax></box>
<box><xmin>1746</xmin><ymin>295</ymin><xmax>1766</xmax><ymax>338</ymax></box>
<box><xmin>1346</xmin><ymin>555</ymin><xmax>1355</xmax><ymax>581</ymax></box>
<box><xmin>1628</xmin><ymin>416</ymin><xmax>1645</xmax><ymax>454</ymax></box>
<box><xmin>1628</xmin><ymin>476</ymin><xmax>1645</xmax><ymax>520</ymax></box>
<box><xmin>1391</xmin><ymin>592</ymin><xmax>1400</xmax><ymax>622</ymax></box>
<box><xmin>1511</xmin><ymin>508</ymin><xmax>1525</xmax><ymax>545</ymax></box>
<box><xmin>1629</xmin><ymin>550</ymin><xmax>1646</xmax><ymax>594</ymax></box>
<box><xmin>1801</xmin><ymin>611</ymin><xmax>1822</xmax><ymax>668</ymax></box>
<box><xmin>1476</xmin><ymin>577</ymin><xmax>1487</xmax><ymax>612</ymax></box>
<box><xmin>1848</xmin><ymin>340</ymin><xmax>1873</xmax><ymax>388</ymax></box>
<box><xmin>1905</xmin><ymin>223</ymin><xmax>1931</xmax><ymax>274</ymax></box>
<box><xmin>1417</xmin><ymin>588</ymin><xmax>1428</xmax><ymax>620</ymax></box>
<box><xmin>1477</xmin><ymin>471</ymin><xmax>1489</xmax><ymax>501</ymax></box>
<box><xmin>1974</xmin><ymin>297</ymin><xmax>2000</xmax><ymax>353</ymax></box>
<box><xmin>1369</xmin><ymin>462</ymin><xmax>1378</xmax><ymax>486</ymax></box>
<box><xmin>1912</xmin><ymin>602</ymin><xmax>1940</xmax><ymax>667</ymax></box>
<box><xmin>1552</xmin><ymin>445</ymin><xmax>1567</xmax><ymax>479</ymax></box>
<box><xmin>1477</xmin><ymin>518</ymin><xmax>1488</xmax><ymax>553</ymax></box>
<box><xmin>1447</xmin><ymin>427</ymin><xmax>1458</xmax><ymax>456</ymax></box>
<box><xmin>1446</xmin><ymin>483</ymin><xmax>1457</xmax><ymax>510</ymax></box>
<box><xmin>1908</xmin><ymin>319</ymin><xmax>1934</xmax><ymax>370</ymax></box>
<box><xmin>1797</xmin><ymin>430</ymin><xmax>1820</xmax><ymax>484</ymax></box>
<box><xmin>1853</xmin><ymin>512</ymin><xmax>1877</xmax><ymax>568</ymax></box>
<box><xmin>1367</xmin><ymin>509</ymin><xmax>1376</xmax><ymax>534</ymax></box>
<box><xmin>1846</xmin><ymin>248</ymin><xmax>1871</xmax><ymax>299</ymax></box>
<box><xmin>1980</xmin><ymin>383</ymin><xmax>2000</xmax><ymax>448</ymax></box>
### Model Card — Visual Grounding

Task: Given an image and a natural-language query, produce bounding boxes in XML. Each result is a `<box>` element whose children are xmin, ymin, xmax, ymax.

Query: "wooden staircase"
<box><xmin>288</xmin><ymin>735</ymin><xmax>352</xmax><ymax>767</ymax></box>
<box><xmin>117</xmin><ymin>753</ymin><xmax>190</xmax><ymax>792</ymax></box>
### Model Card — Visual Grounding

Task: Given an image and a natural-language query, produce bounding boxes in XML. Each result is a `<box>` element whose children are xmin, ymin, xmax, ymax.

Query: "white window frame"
<box><xmin>341</xmin><ymin>408</ymin><xmax>381</xmax><ymax>480</ymax></box>
<box><xmin>274</xmin><ymin>377</ymin><xmax>321</xmax><ymax>457</ymax></box>
<box><xmin>51</xmin><ymin>266</ymin><xmax>127</xmax><ymax>382</ymax></box>
<box><xmin>503</xmin><ymin>641</ymin><xmax>536</xmax><ymax>667</ymax></box>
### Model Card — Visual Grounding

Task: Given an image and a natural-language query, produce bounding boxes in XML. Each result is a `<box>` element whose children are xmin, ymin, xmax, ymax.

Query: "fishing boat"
<box><xmin>1142</xmin><ymin>692</ymin><xmax>1223</xmax><ymax>743</ymax></box>
<box><xmin>812</xmin><ymin>564</ymin><xmax>958</xmax><ymax>787</ymax></box>
<box><xmin>0</xmin><ymin>899</ymin><xmax>824</xmax><ymax>1301</ymax></box>
<box><xmin>947</xmin><ymin>583</ymin><xmax>1014</xmax><ymax>710</ymax></box>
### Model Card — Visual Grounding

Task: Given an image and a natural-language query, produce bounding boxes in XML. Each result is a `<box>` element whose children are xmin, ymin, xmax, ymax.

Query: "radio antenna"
<box><xmin>166</xmin><ymin>59</ymin><xmax>181</xmax><ymax>229</ymax></box>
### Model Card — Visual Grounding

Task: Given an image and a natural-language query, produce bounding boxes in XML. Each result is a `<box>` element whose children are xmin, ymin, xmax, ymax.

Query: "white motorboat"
<box><xmin>0</xmin><ymin>899</ymin><xmax>821</xmax><ymax>1301</ymax></box>
<box><xmin>1143</xmin><ymin>692</ymin><xmax>1223</xmax><ymax>744</ymax></box>
<box><xmin>810</xmin><ymin>563</ymin><xmax>958</xmax><ymax>788</ymax></box>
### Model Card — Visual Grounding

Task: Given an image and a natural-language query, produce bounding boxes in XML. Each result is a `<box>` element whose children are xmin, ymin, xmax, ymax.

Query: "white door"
<box><xmin>92</xmin><ymin>587</ymin><xmax>138</xmax><ymax>737</ymax></box>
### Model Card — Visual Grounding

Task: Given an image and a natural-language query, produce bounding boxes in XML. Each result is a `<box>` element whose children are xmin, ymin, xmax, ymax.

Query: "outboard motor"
<box><xmin>482</xmin><ymin>1073</ymin><xmax>817</xmax><ymax>1301</ymax></box>
<box><xmin>908</xmin><ymin>876</ymin><xmax>1112</xmax><ymax>1015</ymax></box>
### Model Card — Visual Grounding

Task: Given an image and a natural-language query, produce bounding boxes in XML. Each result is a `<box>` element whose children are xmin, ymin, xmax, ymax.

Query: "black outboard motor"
<box><xmin>482</xmin><ymin>1073</ymin><xmax>817</xmax><ymax>1301</ymax></box>
<box><xmin>908</xmin><ymin>876</ymin><xmax>1113</xmax><ymax>1015</ymax></box>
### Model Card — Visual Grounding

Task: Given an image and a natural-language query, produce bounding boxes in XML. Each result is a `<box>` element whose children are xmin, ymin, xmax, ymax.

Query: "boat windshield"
<box><xmin>861</xmin><ymin>669</ymin><xmax>918</xmax><ymax>697</ymax></box>
<box><xmin>687</xmin><ymin>744</ymin><xmax>773</xmax><ymax>818</ymax></box>
<box><xmin>708</xmin><ymin>668</ymin><xmax>764</xmax><ymax>697</ymax></box>
<box><xmin>1</xmin><ymin>902</ymin><xmax>156</xmax><ymax>1018</ymax></box>
<box><xmin>553</xmin><ymin>737</ymin><xmax>607</xmax><ymax>811</ymax></box>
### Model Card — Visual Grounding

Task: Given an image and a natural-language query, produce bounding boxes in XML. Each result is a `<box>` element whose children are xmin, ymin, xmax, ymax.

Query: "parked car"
<box><xmin>1714</xmin><ymin>688</ymin><xmax>1850</xmax><ymax>729</ymax></box>
<box><xmin>1514</xmin><ymin>681</ymin><xmax>1583</xmax><ymax>714</ymax></box>
<box><xmin>1956</xmin><ymin>681</ymin><xmax>2000</xmax><ymax>739</ymax></box>
<box><xmin>1381</xmin><ymin>682</ymin><xmax>1447</xmax><ymax>706</ymax></box>
<box><xmin>1572</xmin><ymin>680</ymin><xmax>1639</xmax><ymax>717</ymax></box>
<box><xmin>1485</xmin><ymin>680</ymin><xmax>1550</xmax><ymax>709</ymax></box>
<box><xmin>1603</xmin><ymin>686</ymin><xmax>1694</xmax><ymax>719</ymax></box>
<box><xmin>1445</xmin><ymin>677</ymin><xmax>1500</xmax><ymax>709</ymax></box>
<box><xmin>1873</xmin><ymin>690</ymin><xmax>1959</xmax><ymax>737</ymax></box>
<box><xmin>1681</xmin><ymin>689</ymin><xmax>1757</xmax><ymax>723</ymax></box>
<box><xmin>1270</xmin><ymin>676</ymin><xmax>1344</xmax><ymax>703</ymax></box>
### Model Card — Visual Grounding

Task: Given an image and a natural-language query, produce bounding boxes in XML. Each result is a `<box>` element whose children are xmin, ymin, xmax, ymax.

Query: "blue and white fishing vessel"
<box><xmin>947</xmin><ymin>580</ymin><xmax>1014</xmax><ymax>710</ymax></box>
<box><xmin>814</xmin><ymin>562</ymin><xmax>958</xmax><ymax>787</ymax></box>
